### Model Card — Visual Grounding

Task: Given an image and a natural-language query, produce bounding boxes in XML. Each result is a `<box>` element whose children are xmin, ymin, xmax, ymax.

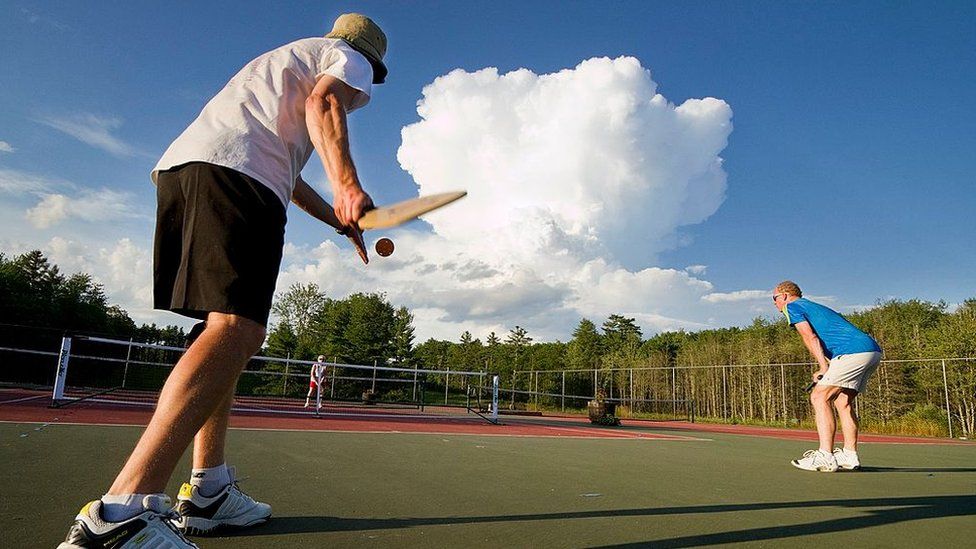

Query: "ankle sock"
<box><xmin>190</xmin><ymin>463</ymin><xmax>231</xmax><ymax>496</ymax></box>
<box><xmin>100</xmin><ymin>494</ymin><xmax>153</xmax><ymax>522</ymax></box>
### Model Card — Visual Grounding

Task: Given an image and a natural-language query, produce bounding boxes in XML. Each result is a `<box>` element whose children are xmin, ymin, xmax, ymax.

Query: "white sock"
<box><xmin>100</xmin><ymin>494</ymin><xmax>153</xmax><ymax>522</ymax></box>
<box><xmin>190</xmin><ymin>463</ymin><xmax>230</xmax><ymax>497</ymax></box>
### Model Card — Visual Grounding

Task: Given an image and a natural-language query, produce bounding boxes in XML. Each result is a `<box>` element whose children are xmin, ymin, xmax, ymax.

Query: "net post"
<box><xmin>121</xmin><ymin>337</ymin><xmax>134</xmax><ymax>389</ymax></box>
<box><xmin>315</xmin><ymin>373</ymin><xmax>323</xmax><ymax>415</ymax></box>
<box><xmin>491</xmin><ymin>375</ymin><xmax>499</xmax><ymax>424</ymax></box>
<box><xmin>51</xmin><ymin>336</ymin><xmax>72</xmax><ymax>406</ymax></box>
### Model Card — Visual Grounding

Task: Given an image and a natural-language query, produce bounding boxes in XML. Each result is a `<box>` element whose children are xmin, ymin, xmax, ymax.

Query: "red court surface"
<box><xmin>1</xmin><ymin>387</ymin><xmax>969</xmax><ymax>445</ymax></box>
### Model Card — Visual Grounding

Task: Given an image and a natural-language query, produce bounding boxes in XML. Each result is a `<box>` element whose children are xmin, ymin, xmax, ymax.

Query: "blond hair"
<box><xmin>775</xmin><ymin>280</ymin><xmax>802</xmax><ymax>298</ymax></box>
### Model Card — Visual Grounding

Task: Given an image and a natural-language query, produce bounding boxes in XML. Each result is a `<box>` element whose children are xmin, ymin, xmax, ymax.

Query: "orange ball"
<box><xmin>375</xmin><ymin>237</ymin><xmax>395</xmax><ymax>257</ymax></box>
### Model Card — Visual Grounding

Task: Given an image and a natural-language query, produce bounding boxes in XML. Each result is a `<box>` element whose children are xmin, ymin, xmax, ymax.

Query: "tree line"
<box><xmin>0</xmin><ymin>250</ymin><xmax>187</xmax><ymax>385</ymax></box>
<box><xmin>269</xmin><ymin>283</ymin><xmax>975</xmax><ymax>437</ymax></box>
<box><xmin>3</xmin><ymin>251</ymin><xmax>972</xmax><ymax>436</ymax></box>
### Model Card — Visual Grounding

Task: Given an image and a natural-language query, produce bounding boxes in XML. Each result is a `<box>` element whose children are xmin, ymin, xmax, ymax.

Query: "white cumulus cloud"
<box><xmin>25</xmin><ymin>188</ymin><xmax>144</xmax><ymax>229</ymax></box>
<box><xmin>280</xmin><ymin>57</ymin><xmax>740</xmax><ymax>340</ymax></box>
<box><xmin>0</xmin><ymin>141</ymin><xmax>14</xmax><ymax>153</ymax></box>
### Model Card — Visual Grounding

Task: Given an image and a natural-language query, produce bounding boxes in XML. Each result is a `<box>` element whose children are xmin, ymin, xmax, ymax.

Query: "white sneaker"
<box><xmin>172</xmin><ymin>468</ymin><xmax>271</xmax><ymax>535</ymax></box>
<box><xmin>791</xmin><ymin>449</ymin><xmax>838</xmax><ymax>472</ymax></box>
<box><xmin>59</xmin><ymin>495</ymin><xmax>198</xmax><ymax>548</ymax></box>
<box><xmin>833</xmin><ymin>448</ymin><xmax>861</xmax><ymax>470</ymax></box>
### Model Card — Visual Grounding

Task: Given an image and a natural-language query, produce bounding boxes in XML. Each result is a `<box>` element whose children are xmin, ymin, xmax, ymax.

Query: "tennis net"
<box><xmin>51</xmin><ymin>335</ymin><xmax>499</xmax><ymax>423</ymax></box>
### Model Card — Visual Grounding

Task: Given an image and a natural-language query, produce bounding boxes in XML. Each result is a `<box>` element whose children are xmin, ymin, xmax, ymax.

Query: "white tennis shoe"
<box><xmin>833</xmin><ymin>448</ymin><xmax>861</xmax><ymax>470</ymax></box>
<box><xmin>791</xmin><ymin>449</ymin><xmax>838</xmax><ymax>472</ymax></box>
<box><xmin>59</xmin><ymin>495</ymin><xmax>198</xmax><ymax>548</ymax></box>
<box><xmin>172</xmin><ymin>468</ymin><xmax>271</xmax><ymax>535</ymax></box>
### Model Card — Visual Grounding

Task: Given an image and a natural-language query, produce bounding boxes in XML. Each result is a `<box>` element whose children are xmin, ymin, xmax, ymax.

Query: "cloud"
<box><xmin>46</xmin><ymin>237</ymin><xmax>155</xmax><ymax>318</ymax></box>
<box><xmin>278</xmin><ymin>57</ymin><xmax>740</xmax><ymax>340</ymax></box>
<box><xmin>25</xmin><ymin>188</ymin><xmax>144</xmax><ymax>229</ymax></box>
<box><xmin>37</xmin><ymin>113</ymin><xmax>143</xmax><ymax>157</ymax></box>
<box><xmin>0</xmin><ymin>168</ymin><xmax>63</xmax><ymax>194</ymax></box>
<box><xmin>685</xmin><ymin>264</ymin><xmax>707</xmax><ymax>275</ymax></box>
<box><xmin>701</xmin><ymin>290</ymin><xmax>768</xmax><ymax>303</ymax></box>
<box><xmin>0</xmin><ymin>141</ymin><xmax>13</xmax><ymax>153</ymax></box>
<box><xmin>20</xmin><ymin>8</ymin><xmax>68</xmax><ymax>30</ymax></box>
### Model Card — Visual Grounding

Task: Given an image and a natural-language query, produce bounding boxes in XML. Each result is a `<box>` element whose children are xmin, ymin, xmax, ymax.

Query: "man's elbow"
<box><xmin>306</xmin><ymin>91</ymin><xmax>341</xmax><ymax>116</ymax></box>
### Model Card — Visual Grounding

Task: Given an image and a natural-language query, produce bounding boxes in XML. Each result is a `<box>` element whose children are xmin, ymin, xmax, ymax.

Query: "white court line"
<box><xmin>0</xmin><ymin>394</ymin><xmax>48</xmax><ymax>405</ymax></box>
<box><xmin>0</xmin><ymin>420</ymin><xmax>711</xmax><ymax>441</ymax></box>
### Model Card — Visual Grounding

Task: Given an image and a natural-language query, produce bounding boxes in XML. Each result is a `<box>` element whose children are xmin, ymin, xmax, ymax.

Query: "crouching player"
<box><xmin>772</xmin><ymin>281</ymin><xmax>882</xmax><ymax>472</ymax></box>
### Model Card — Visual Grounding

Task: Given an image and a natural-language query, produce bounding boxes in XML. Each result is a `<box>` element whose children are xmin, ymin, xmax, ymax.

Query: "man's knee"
<box><xmin>810</xmin><ymin>387</ymin><xmax>838</xmax><ymax>407</ymax></box>
<box><xmin>205</xmin><ymin>313</ymin><xmax>266</xmax><ymax>353</ymax></box>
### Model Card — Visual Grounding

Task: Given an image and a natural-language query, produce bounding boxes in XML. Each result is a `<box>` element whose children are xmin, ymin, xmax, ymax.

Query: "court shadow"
<box><xmin>227</xmin><ymin>494</ymin><xmax>975</xmax><ymax>544</ymax></box>
<box><xmin>857</xmin><ymin>466</ymin><xmax>976</xmax><ymax>473</ymax></box>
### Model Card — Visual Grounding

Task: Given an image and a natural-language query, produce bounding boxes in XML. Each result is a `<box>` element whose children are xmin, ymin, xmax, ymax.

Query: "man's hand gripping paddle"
<box><xmin>339</xmin><ymin>191</ymin><xmax>467</xmax><ymax>264</ymax></box>
<box><xmin>804</xmin><ymin>374</ymin><xmax>824</xmax><ymax>392</ymax></box>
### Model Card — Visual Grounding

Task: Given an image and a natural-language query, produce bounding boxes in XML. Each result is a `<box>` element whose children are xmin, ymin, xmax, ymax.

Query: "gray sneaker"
<box><xmin>833</xmin><ymin>448</ymin><xmax>861</xmax><ymax>470</ymax></box>
<box><xmin>791</xmin><ymin>449</ymin><xmax>838</xmax><ymax>472</ymax></box>
<box><xmin>59</xmin><ymin>495</ymin><xmax>198</xmax><ymax>548</ymax></box>
<box><xmin>172</xmin><ymin>468</ymin><xmax>271</xmax><ymax>535</ymax></box>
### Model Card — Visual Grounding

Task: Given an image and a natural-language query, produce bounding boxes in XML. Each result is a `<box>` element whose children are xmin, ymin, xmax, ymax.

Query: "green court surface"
<box><xmin>3</xmin><ymin>422</ymin><xmax>974</xmax><ymax>548</ymax></box>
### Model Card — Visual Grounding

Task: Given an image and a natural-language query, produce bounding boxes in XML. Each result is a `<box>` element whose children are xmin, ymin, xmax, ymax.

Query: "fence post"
<box><xmin>722</xmin><ymin>366</ymin><xmax>728</xmax><ymax>421</ymax></box>
<box><xmin>561</xmin><ymin>371</ymin><xmax>566</xmax><ymax>412</ymax></box>
<box><xmin>672</xmin><ymin>366</ymin><xmax>677</xmax><ymax>417</ymax></box>
<box><xmin>372</xmin><ymin>359</ymin><xmax>378</xmax><ymax>393</ymax></box>
<box><xmin>413</xmin><ymin>362</ymin><xmax>419</xmax><ymax>401</ymax></box>
<box><xmin>941</xmin><ymin>359</ymin><xmax>953</xmax><ymax>439</ymax></box>
<box><xmin>780</xmin><ymin>363</ymin><xmax>787</xmax><ymax>426</ymax></box>
<box><xmin>283</xmin><ymin>352</ymin><xmax>290</xmax><ymax>396</ymax></box>
<box><xmin>445</xmin><ymin>369</ymin><xmax>450</xmax><ymax>405</ymax></box>
<box><xmin>630</xmin><ymin>368</ymin><xmax>634</xmax><ymax>408</ymax></box>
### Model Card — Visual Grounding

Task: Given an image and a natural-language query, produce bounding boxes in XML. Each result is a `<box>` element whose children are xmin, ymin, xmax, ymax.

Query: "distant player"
<box><xmin>773</xmin><ymin>281</ymin><xmax>882</xmax><ymax>472</ymax></box>
<box><xmin>305</xmin><ymin>356</ymin><xmax>329</xmax><ymax>408</ymax></box>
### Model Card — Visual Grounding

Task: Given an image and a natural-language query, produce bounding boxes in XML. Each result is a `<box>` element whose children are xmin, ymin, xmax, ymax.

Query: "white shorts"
<box><xmin>821</xmin><ymin>351</ymin><xmax>882</xmax><ymax>393</ymax></box>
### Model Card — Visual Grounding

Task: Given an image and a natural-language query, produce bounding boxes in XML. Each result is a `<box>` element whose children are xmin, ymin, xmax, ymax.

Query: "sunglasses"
<box><xmin>772</xmin><ymin>293</ymin><xmax>785</xmax><ymax>303</ymax></box>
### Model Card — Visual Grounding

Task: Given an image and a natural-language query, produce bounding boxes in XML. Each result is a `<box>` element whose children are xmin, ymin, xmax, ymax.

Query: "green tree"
<box><xmin>391</xmin><ymin>306</ymin><xmax>416</xmax><ymax>366</ymax></box>
<box><xmin>566</xmin><ymin>318</ymin><xmax>602</xmax><ymax>370</ymax></box>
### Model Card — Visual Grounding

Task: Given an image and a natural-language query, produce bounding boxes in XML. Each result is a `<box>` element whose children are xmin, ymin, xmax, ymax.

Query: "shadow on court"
<box><xmin>231</xmin><ymin>494</ymin><xmax>975</xmax><ymax>545</ymax></box>
<box><xmin>856</xmin><ymin>466</ymin><xmax>976</xmax><ymax>473</ymax></box>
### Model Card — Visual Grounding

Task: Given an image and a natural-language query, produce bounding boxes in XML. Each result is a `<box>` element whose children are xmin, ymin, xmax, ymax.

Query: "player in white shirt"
<box><xmin>305</xmin><ymin>356</ymin><xmax>330</xmax><ymax>408</ymax></box>
<box><xmin>59</xmin><ymin>13</ymin><xmax>388</xmax><ymax>547</ymax></box>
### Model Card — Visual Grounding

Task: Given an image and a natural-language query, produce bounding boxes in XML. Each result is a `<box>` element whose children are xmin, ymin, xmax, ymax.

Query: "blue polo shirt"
<box><xmin>784</xmin><ymin>298</ymin><xmax>881</xmax><ymax>359</ymax></box>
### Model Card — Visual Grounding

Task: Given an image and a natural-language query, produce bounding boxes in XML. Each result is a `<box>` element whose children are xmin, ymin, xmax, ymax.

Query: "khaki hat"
<box><xmin>326</xmin><ymin>13</ymin><xmax>387</xmax><ymax>84</ymax></box>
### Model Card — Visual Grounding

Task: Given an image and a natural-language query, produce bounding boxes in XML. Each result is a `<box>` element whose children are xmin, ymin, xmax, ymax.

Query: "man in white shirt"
<box><xmin>305</xmin><ymin>355</ymin><xmax>330</xmax><ymax>408</ymax></box>
<box><xmin>59</xmin><ymin>13</ymin><xmax>387</xmax><ymax>548</ymax></box>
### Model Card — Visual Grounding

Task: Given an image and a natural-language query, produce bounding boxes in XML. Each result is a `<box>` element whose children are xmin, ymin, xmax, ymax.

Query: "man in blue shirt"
<box><xmin>773</xmin><ymin>281</ymin><xmax>882</xmax><ymax>472</ymax></box>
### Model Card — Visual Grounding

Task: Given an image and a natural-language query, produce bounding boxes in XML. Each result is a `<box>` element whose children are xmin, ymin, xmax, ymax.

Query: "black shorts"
<box><xmin>153</xmin><ymin>162</ymin><xmax>286</xmax><ymax>327</ymax></box>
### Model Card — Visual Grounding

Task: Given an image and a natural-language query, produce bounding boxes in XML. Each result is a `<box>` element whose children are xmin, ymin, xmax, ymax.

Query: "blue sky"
<box><xmin>1</xmin><ymin>1</ymin><xmax>973</xmax><ymax>340</ymax></box>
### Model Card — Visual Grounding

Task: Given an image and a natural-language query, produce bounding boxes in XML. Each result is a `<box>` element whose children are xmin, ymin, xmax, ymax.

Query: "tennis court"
<box><xmin>2</xmin><ymin>385</ymin><xmax>974</xmax><ymax>548</ymax></box>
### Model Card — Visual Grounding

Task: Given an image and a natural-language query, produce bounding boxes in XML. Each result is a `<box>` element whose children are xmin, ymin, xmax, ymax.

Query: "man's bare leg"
<box><xmin>810</xmin><ymin>384</ymin><xmax>844</xmax><ymax>452</ymax></box>
<box><xmin>834</xmin><ymin>389</ymin><xmax>860</xmax><ymax>452</ymax></box>
<box><xmin>107</xmin><ymin>312</ymin><xmax>265</xmax><ymax>495</ymax></box>
<box><xmin>193</xmin><ymin>384</ymin><xmax>237</xmax><ymax>469</ymax></box>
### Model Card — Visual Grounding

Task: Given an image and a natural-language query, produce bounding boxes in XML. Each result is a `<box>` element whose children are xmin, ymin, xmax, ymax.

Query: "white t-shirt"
<box><xmin>311</xmin><ymin>362</ymin><xmax>328</xmax><ymax>383</ymax></box>
<box><xmin>152</xmin><ymin>38</ymin><xmax>373</xmax><ymax>207</ymax></box>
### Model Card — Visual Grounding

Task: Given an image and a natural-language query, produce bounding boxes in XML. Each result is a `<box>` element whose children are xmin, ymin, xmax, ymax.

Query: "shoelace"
<box><xmin>153</xmin><ymin>506</ymin><xmax>196</xmax><ymax>546</ymax></box>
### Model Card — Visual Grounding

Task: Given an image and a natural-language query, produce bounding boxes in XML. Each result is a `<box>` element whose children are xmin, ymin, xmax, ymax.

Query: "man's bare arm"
<box><xmin>292</xmin><ymin>176</ymin><xmax>369</xmax><ymax>264</ymax></box>
<box><xmin>305</xmin><ymin>74</ymin><xmax>373</xmax><ymax>227</ymax></box>
<box><xmin>292</xmin><ymin>176</ymin><xmax>342</xmax><ymax>229</ymax></box>
<box><xmin>795</xmin><ymin>321</ymin><xmax>829</xmax><ymax>377</ymax></box>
